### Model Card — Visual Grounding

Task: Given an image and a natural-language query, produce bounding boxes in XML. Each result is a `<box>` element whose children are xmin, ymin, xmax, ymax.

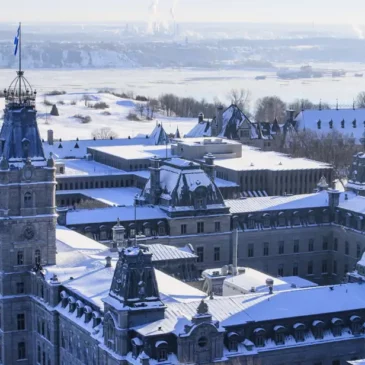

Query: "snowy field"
<box><xmin>0</xmin><ymin>91</ymin><xmax>196</xmax><ymax>141</ymax></box>
<box><xmin>1</xmin><ymin>64</ymin><xmax>365</xmax><ymax>113</ymax></box>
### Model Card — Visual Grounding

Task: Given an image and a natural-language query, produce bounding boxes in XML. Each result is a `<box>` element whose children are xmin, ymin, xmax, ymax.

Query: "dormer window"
<box><xmin>227</xmin><ymin>332</ymin><xmax>239</xmax><ymax>352</ymax></box>
<box><xmin>331</xmin><ymin>318</ymin><xmax>343</xmax><ymax>337</ymax></box>
<box><xmin>84</xmin><ymin>306</ymin><xmax>92</xmax><ymax>323</ymax></box>
<box><xmin>262</xmin><ymin>213</ymin><xmax>271</xmax><ymax>228</ymax></box>
<box><xmin>293</xmin><ymin>323</ymin><xmax>306</xmax><ymax>342</ymax></box>
<box><xmin>278</xmin><ymin>212</ymin><xmax>286</xmax><ymax>227</ymax></box>
<box><xmin>274</xmin><ymin>325</ymin><xmax>286</xmax><ymax>345</ymax></box>
<box><xmin>156</xmin><ymin>340</ymin><xmax>168</xmax><ymax>362</ymax></box>
<box><xmin>322</xmin><ymin>209</ymin><xmax>329</xmax><ymax>223</ymax></box>
<box><xmin>253</xmin><ymin>328</ymin><xmax>266</xmax><ymax>347</ymax></box>
<box><xmin>68</xmin><ymin>297</ymin><xmax>76</xmax><ymax>313</ymax></box>
<box><xmin>248</xmin><ymin>215</ymin><xmax>255</xmax><ymax>229</ymax></box>
<box><xmin>350</xmin><ymin>315</ymin><xmax>362</xmax><ymax>335</ymax></box>
<box><xmin>76</xmin><ymin>300</ymin><xmax>84</xmax><ymax>318</ymax></box>
<box><xmin>60</xmin><ymin>291</ymin><xmax>68</xmax><ymax>308</ymax></box>
<box><xmin>292</xmin><ymin>211</ymin><xmax>300</xmax><ymax>226</ymax></box>
<box><xmin>92</xmin><ymin>311</ymin><xmax>101</xmax><ymax>328</ymax></box>
<box><xmin>132</xmin><ymin>337</ymin><xmax>143</xmax><ymax>359</ymax></box>
<box><xmin>312</xmin><ymin>320</ymin><xmax>324</xmax><ymax>339</ymax></box>
<box><xmin>308</xmin><ymin>210</ymin><xmax>316</xmax><ymax>224</ymax></box>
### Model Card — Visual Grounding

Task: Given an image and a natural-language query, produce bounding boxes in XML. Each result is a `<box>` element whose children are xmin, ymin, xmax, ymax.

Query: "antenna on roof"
<box><xmin>353</xmin><ymin>99</ymin><xmax>356</xmax><ymax>110</ymax></box>
<box><xmin>336</xmin><ymin>99</ymin><xmax>338</xmax><ymax>111</ymax></box>
<box><xmin>319</xmin><ymin>99</ymin><xmax>322</xmax><ymax>111</ymax></box>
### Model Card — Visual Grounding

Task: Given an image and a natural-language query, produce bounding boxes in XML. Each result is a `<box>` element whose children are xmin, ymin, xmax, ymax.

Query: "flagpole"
<box><xmin>18</xmin><ymin>22</ymin><xmax>22</xmax><ymax>103</ymax></box>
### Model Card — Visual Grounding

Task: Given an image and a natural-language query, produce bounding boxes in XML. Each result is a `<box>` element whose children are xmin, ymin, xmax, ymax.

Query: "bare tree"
<box><xmin>148</xmin><ymin>99</ymin><xmax>159</xmax><ymax>119</ymax></box>
<box><xmin>255</xmin><ymin>96</ymin><xmax>286</xmax><ymax>123</ymax></box>
<box><xmin>356</xmin><ymin>92</ymin><xmax>365</xmax><ymax>108</ymax></box>
<box><xmin>226</xmin><ymin>89</ymin><xmax>251</xmax><ymax>112</ymax></box>
<box><xmin>91</xmin><ymin>127</ymin><xmax>118</xmax><ymax>140</ymax></box>
<box><xmin>135</xmin><ymin>103</ymin><xmax>145</xmax><ymax>118</ymax></box>
<box><xmin>279</xmin><ymin>129</ymin><xmax>357</xmax><ymax>180</ymax></box>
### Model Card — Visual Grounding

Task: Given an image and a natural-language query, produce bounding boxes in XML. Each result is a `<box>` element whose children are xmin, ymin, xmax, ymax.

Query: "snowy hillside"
<box><xmin>0</xmin><ymin>92</ymin><xmax>196</xmax><ymax>141</ymax></box>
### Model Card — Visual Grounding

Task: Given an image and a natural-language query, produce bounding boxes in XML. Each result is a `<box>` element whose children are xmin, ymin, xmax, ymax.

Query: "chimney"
<box><xmin>112</xmin><ymin>218</ymin><xmax>126</xmax><ymax>249</ymax></box>
<box><xmin>216</xmin><ymin>105</ymin><xmax>224</xmax><ymax>136</ymax></box>
<box><xmin>198</xmin><ymin>112</ymin><xmax>204</xmax><ymax>123</ymax></box>
<box><xmin>204</xmin><ymin>153</ymin><xmax>216</xmax><ymax>181</ymax></box>
<box><xmin>232</xmin><ymin>215</ymin><xmax>239</xmax><ymax>276</ymax></box>
<box><xmin>105</xmin><ymin>256</ymin><xmax>112</xmax><ymax>268</ymax></box>
<box><xmin>328</xmin><ymin>189</ymin><xmax>341</xmax><ymax>209</ymax></box>
<box><xmin>149</xmin><ymin>156</ymin><xmax>162</xmax><ymax>205</ymax></box>
<box><xmin>47</xmin><ymin>129</ymin><xmax>54</xmax><ymax>145</ymax></box>
<box><xmin>286</xmin><ymin>110</ymin><xmax>295</xmax><ymax>124</ymax></box>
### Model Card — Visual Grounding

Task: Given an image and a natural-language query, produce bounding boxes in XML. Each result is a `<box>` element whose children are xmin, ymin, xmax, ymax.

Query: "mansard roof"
<box><xmin>134</xmin><ymin>282</ymin><xmax>365</xmax><ymax>336</ymax></box>
<box><xmin>185</xmin><ymin>120</ymin><xmax>211</xmax><ymax>138</ymax></box>
<box><xmin>142</xmin><ymin>158</ymin><xmax>225</xmax><ymax>209</ymax></box>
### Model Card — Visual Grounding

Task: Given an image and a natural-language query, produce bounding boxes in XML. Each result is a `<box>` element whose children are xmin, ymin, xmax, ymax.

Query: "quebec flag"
<box><xmin>14</xmin><ymin>25</ymin><xmax>20</xmax><ymax>56</ymax></box>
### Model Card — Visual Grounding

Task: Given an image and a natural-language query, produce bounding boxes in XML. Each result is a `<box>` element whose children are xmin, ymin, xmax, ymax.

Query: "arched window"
<box><xmin>274</xmin><ymin>325</ymin><xmax>286</xmax><ymax>345</ymax></box>
<box><xmin>156</xmin><ymin>341</ymin><xmax>168</xmax><ymax>361</ymax></box>
<box><xmin>227</xmin><ymin>332</ymin><xmax>239</xmax><ymax>352</ymax></box>
<box><xmin>253</xmin><ymin>328</ymin><xmax>266</xmax><ymax>347</ymax></box>
<box><xmin>350</xmin><ymin>315</ymin><xmax>362</xmax><ymax>335</ymax></box>
<box><xmin>35</xmin><ymin>250</ymin><xmax>41</xmax><ymax>265</ymax></box>
<box><xmin>24</xmin><ymin>192</ymin><xmax>32</xmax><ymax>208</ymax></box>
<box><xmin>331</xmin><ymin>318</ymin><xmax>343</xmax><ymax>337</ymax></box>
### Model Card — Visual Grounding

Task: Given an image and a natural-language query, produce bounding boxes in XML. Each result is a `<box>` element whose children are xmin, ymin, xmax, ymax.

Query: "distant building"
<box><xmin>186</xmin><ymin>105</ymin><xmax>279</xmax><ymax>150</ymax></box>
<box><xmin>294</xmin><ymin>108</ymin><xmax>365</xmax><ymax>146</ymax></box>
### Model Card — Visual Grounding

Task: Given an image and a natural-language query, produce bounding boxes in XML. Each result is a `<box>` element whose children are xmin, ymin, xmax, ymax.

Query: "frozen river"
<box><xmin>1</xmin><ymin>64</ymin><xmax>365</xmax><ymax>110</ymax></box>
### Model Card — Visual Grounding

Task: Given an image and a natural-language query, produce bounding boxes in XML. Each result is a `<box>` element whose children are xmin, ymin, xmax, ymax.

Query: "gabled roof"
<box><xmin>218</xmin><ymin>104</ymin><xmax>255</xmax><ymax>140</ymax></box>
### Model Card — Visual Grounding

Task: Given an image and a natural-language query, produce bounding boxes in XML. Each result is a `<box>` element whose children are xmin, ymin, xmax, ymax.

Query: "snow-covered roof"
<box><xmin>49</xmin><ymin>226</ymin><xmax>205</xmax><ymax>308</ymax></box>
<box><xmin>135</xmin><ymin>283</ymin><xmax>365</xmax><ymax>335</ymax></box>
<box><xmin>89</xmin><ymin>144</ymin><xmax>172</xmax><ymax>160</ymax></box>
<box><xmin>225</xmin><ymin>191</ymin><xmax>331</xmax><ymax>214</ymax></box>
<box><xmin>185</xmin><ymin>120</ymin><xmax>211</xmax><ymax>138</ymax></box>
<box><xmin>56</xmin><ymin>159</ymin><xmax>127</xmax><ymax>177</ymax></box>
<box><xmin>57</xmin><ymin>187</ymin><xmax>142</xmax><ymax>207</ymax></box>
<box><xmin>223</xmin><ymin>269</ymin><xmax>317</xmax><ymax>294</ymax></box>
<box><xmin>66</xmin><ymin>206</ymin><xmax>167</xmax><ymax>226</ymax></box>
<box><xmin>349</xmin><ymin>360</ymin><xmax>365</xmax><ymax>365</ymax></box>
<box><xmin>295</xmin><ymin>108</ymin><xmax>365</xmax><ymax>144</ymax></box>
<box><xmin>142</xmin><ymin>158</ymin><xmax>225</xmax><ymax>208</ymax></box>
<box><xmin>338</xmin><ymin>195</ymin><xmax>365</xmax><ymax>214</ymax></box>
<box><xmin>215</xmin><ymin>144</ymin><xmax>331</xmax><ymax>172</ymax></box>
<box><xmin>145</xmin><ymin>244</ymin><xmax>197</xmax><ymax>261</ymax></box>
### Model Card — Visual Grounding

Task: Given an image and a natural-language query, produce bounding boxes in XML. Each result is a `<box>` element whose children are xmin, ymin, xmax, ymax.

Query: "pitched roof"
<box><xmin>295</xmin><ymin>108</ymin><xmax>365</xmax><ymax>143</ymax></box>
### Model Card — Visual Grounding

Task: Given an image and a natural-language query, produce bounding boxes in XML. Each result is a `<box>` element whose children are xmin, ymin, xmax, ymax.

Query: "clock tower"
<box><xmin>0</xmin><ymin>69</ymin><xmax>56</xmax><ymax>363</ymax></box>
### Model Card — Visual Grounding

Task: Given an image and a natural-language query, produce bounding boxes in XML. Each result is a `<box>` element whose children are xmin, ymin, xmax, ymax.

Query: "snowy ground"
<box><xmin>0</xmin><ymin>91</ymin><xmax>197</xmax><ymax>141</ymax></box>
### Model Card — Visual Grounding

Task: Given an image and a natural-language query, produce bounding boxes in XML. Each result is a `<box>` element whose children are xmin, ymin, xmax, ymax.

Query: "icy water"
<box><xmin>1</xmin><ymin>64</ymin><xmax>365</xmax><ymax>109</ymax></box>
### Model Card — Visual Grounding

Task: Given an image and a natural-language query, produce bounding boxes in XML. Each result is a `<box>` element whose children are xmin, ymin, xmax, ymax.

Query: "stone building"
<box><xmin>185</xmin><ymin>104</ymin><xmax>278</xmax><ymax>150</ymax></box>
<box><xmin>2</xmin><ymin>69</ymin><xmax>365</xmax><ymax>365</ymax></box>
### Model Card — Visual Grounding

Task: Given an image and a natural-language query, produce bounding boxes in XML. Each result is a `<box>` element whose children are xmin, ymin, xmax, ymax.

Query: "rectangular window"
<box><xmin>293</xmin><ymin>240</ymin><xmax>299</xmax><ymax>253</ymax></box>
<box><xmin>278</xmin><ymin>264</ymin><xmax>284</xmax><ymax>277</ymax></box>
<box><xmin>278</xmin><ymin>241</ymin><xmax>284</xmax><ymax>255</ymax></box>
<box><xmin>18</xmin><ymin>342</ymin><xmax>26</xmax><ymax>360</ymax></box>
<box><xmin>248</xmin><ymin>244</ymin><xmax>254</xmax><ymax>258</ymax></box>
<box><xmin>332</xmin><ymin>360</ymin><xmax>340</xmax><ymax>365</ymax></box>
<box><xmin>322</xmin><ymin>260</ymin><xmax>328</xmax><ymax>274</ymax></box>
<box><xmin>322</xmin><ymin>238</ymin><xmax>328</xmax><ymax>250</ymax></box>
<box><xmin>197</xmin><ymin>222</ymin><xmax>204</xmax><ymax>234</ymax></box>
<box><xmin>214</xmin><ymin>247</ymin><xmax>220</xmax><ymax>262</ymax></box>
<box><xmin>16</xmin><ymin>282</ymin><xmax>24</xmax><ymax>294</ymax></box>
<box><xmin>293</xmin><ymin>263</ymin><xmax>299</xmax><ymax>276</ymax></box>
<box><xmin>197</xmin><ymin>247</ymin><xmax>204</xmax><ymax>263</ymax></box>
<box><xmin>334</xmin><ymin>238</ymin><xmax>338</xmax><ymax>251</ymax></box>
<box><xmin>308</xmin><ymin>261</ymin><xmax>313</xmax><ymax>275</ymax></box>
<box><xmin>214</xmin><ymin>222</ymin><xmax>221</xmax><ymax>232</ymax></box>
<box><xmin>181</xmin><ymin>224</ymin><xmax>187</xmax><ymax>235</ymax></box>
<box><xmin>357</xmin><ymin>244</ymin><xmax>361</xmax><ymax>259</ymax></box>
<box><xmin>17</xmin><ymin>251</ymin><xmax>24</xmax><ymax>266</ymax></box>
<box><xmin>17</xmin><ymin>314</ymin><xmax>25</xmax><ymax>330</ymax></box>
<box><xmin>263</xmin><ymin>243</ymin><xmax>269</xmax><ymax>256</ymax></box>
<box><xmin>308</xmin><ymin>239</ymin><xmax>314</xmax><ymax>252</ymax></box>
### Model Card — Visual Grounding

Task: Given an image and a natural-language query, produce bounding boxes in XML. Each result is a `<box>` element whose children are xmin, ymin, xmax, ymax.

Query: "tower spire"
<box><xmin>18</xmin><ymin>22</ymin><xmax>22</xmax><ymax>103</ymax></box>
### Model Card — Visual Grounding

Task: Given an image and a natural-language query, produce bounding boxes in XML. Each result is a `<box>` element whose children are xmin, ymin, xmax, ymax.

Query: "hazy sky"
<box><xmin>2</xmin><ymin>0</ymin><xmax>365</xmax><ymax>24</ymax></box>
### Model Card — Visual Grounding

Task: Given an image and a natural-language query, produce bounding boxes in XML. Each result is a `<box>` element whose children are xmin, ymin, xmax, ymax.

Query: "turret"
<box><xmin>204</xmin><ymin>153</ymin><xmax>216</xmax><ymax>181</ymax></box>
<box><xmin>149</xmin><ymin>156</ymin><xmax>162</xmax><ymax>204</ymax></box>
<box><xmin>112</xmin><ymin>218</ymin><xmax>126</xmax><ymax>250</ymax></box>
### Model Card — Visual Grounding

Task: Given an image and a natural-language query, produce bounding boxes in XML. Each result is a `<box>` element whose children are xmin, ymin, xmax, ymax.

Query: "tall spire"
<box><xmin>0</xmin><ymin>24</ymin><xmax>45</xmax><ymax>163</ymax></box>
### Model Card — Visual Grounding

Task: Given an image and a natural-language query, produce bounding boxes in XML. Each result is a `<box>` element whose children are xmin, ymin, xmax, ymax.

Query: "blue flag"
<box><xmin>14</xmin><ymin>25</ymin><xmax>20</xmax><ymax>56</ymax></box>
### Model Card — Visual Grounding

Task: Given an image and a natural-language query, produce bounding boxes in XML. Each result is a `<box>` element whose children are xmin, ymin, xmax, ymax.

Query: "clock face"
<box><xmin>24</xmin><ymin>226</ymin><xmax>35</xmax><ymax>240</ymax></box>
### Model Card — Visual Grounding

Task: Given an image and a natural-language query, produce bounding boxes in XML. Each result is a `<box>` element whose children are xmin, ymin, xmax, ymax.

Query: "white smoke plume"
<box><xmin>352</xmin><ymin>24</ymin><xmax>364</xmax><ymax>39</ymax></box>
<box><xmin>170</xmin><ymin>0</ymin><xmax>179</xmax><ymax>22</ymax></box>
